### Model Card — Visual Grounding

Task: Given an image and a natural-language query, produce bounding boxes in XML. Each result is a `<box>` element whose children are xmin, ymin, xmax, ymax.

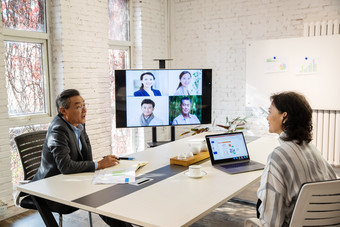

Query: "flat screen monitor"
<box><xmin>115</xmin><ymin>69</ymin><xmax>212</xmax><ymax>128</ymax></box>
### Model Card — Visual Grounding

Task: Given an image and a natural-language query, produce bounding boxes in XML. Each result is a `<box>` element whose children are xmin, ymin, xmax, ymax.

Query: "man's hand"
<box><xmin>98</xmin><ymin>155</ymin><xmax>120</xmax><ymax>169</ymax></box>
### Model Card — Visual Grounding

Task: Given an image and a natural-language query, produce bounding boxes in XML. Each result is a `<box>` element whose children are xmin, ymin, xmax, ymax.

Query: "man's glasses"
<box><xmin>75</xmin><ymin>103</ymin><xmax>88</xmax><ymax>111</ymax></box>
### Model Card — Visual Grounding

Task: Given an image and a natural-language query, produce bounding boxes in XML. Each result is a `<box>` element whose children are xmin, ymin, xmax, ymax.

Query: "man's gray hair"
<box><xmin>56</xmin><ymin>89</ymin><xmax>80</xmax><ymax>115</ymax></box>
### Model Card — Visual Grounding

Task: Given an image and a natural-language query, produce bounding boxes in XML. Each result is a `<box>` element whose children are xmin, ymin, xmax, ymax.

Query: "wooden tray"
<box><xmin>170</xmin><ymin>151</ymin><xmax>210</xmax><ymax>166</ymax></box>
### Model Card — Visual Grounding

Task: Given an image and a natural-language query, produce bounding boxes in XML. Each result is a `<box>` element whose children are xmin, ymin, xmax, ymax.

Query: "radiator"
<box><xmin>312</xmin><ymin>110</ymin><xmax>340</xmax><ymax>166</ymax></box>
<box><xmin>305</xmin><ymin>20</ymin><xmax>340</xmax><ymax>166</ymax></box>
<box><xmin>304</xmin><ymin>20</ymin><xmax>339</xmax><ymax>36</ymax></box>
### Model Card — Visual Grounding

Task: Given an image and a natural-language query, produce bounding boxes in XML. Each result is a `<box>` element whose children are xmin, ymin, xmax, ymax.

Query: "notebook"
<box><xmin>205</xmin><ymin>132</ymin><xmax>265</xmax><ymax>174</ymax></box>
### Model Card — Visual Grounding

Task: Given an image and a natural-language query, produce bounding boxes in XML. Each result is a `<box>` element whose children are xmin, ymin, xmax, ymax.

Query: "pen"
<box><xmin>118</xmin><ymin>157</ymin><xmax>135</xmax><ymax>160</ymax></box>
<box><xmin>102</xmin><ymin>156</ymin><xmax>135</xmax><ymax>160</ymax></box>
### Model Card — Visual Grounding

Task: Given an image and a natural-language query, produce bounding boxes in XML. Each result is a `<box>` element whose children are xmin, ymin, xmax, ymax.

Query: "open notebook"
<box><xmin>92</xmin><ymin>160</ymin><xmax>148</xmax><ymax>184</ymax></box>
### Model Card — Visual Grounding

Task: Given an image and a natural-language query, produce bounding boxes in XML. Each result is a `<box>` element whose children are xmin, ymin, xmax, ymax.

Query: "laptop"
<box><xmin>205</xmin><ymin>132</ymin><xmax>265</xmax><ymax>174</ymax></box>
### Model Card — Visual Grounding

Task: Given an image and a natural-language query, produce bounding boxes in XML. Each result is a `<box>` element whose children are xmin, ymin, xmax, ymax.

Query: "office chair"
<box><xmin>244</xmin><ymin>179</ymin><xmax>340</xmax><ymax>227</ymax></box>
<box><xmin>14</xmin><ymin>130</ymin><xmax>93</xmax><ymax>227</ymax></box>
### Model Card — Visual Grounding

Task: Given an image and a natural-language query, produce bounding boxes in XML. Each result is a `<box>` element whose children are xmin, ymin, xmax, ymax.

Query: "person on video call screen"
<box><xmin>172</xmin><ymin>97</ymin><xmax>200</xmax><ymax>125</ymax></box>
<box><xmin>174</xmin><ymin>71</ymin><xmax>192</xmax><ymax>96</ymax></box>
<box><xmin>134</xmin><ymin>72</ymin><xmax>162</xmax><ymax>96</ymax></box>
<box><xmin>139</xmin><ymin>99</ymin><xmax>163</xmax><ymax>126</ymax></box>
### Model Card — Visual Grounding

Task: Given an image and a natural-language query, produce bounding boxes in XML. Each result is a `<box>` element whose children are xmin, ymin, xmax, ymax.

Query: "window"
<box><xmin>108</xmin><ymin>0</ymin><xmax>129</xmax><ymax>41</ymax></box>
<box><xmin>2</xmin><ymin>0</ymin><xmax>49</xmax><ymax>116</ymax></box>
<box><xmin>1</xmin><ymin>0</ymin><xmax>51</xmax><ymax>184</ymax></box>
<box><xmin>5</xmin><ymin>40</ymin><xmax>47</xmax><ymax>115</ymax></box>
<box><xmin>1</xmin><ymin>0</ymin><xmax>46</xmax><ymax>32</ymax></box>
<box><xmin>108</xmin><ymin>0</ymin><xmax>134</xmax><ymax>155</ymax></box>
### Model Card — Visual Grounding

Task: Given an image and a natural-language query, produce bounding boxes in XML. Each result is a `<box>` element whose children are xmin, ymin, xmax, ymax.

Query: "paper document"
<box><xmin>92</xmin><ymin>166</ymin><xmax>136</xmax><ymax>184</ymax></box>
<box><xmin>91</xmin><ymin>161</ymin><xmax>148</xmax><ymax>184</ymax></box>
<box><xmin>135</xmin><ymin>161</ymin><xmax>148</xmax><ymax>171</ymax></box>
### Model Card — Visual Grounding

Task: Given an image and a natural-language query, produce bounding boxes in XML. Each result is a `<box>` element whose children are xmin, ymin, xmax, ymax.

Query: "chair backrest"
<box><xmin>14</xmin><ymin>131</ymin><xmax>47</xmax><ymax>181</ymax></box>
<box><xmin>289</xmin><ymin>179</ymin><xmax>340</xmax><ymax>227</ymax></box>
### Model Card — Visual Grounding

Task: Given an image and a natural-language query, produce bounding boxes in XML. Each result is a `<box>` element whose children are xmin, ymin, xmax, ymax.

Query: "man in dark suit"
<box><xmin>33</xmin><ymin>89</ymin><xmax>130</xmax><ymax>226</ymax></box>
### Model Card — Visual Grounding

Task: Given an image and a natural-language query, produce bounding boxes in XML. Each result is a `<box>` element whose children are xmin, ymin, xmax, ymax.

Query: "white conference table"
<box><xmin>18</xmin><ymin>133</ymin><xmax>279</xmax><ymax>227</ymax></box>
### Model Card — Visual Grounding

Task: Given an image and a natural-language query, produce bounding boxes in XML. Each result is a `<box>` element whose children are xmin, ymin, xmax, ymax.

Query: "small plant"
<box><xmin>180</xmin><ymin>116</ymin><xmax>247</xmax><ymax>136</ymax></box>
<box><xmin>180</xmin><ymin>126</ymin><xmax>209</xmax><ymax>136</ymax></box>
<box><xmin>216</xmin><ymin>116</ymin><xmax>247</xmax><ymax>133</ymax></box>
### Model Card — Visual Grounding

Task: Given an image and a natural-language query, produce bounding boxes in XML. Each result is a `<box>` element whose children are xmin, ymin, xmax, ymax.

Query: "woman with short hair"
<box><xmin>257</xmin><ymin>91</ymin><xmax>337</xmax><ymax>227</ymax></box>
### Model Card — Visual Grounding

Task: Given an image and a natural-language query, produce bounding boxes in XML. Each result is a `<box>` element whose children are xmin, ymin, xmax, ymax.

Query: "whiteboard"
<box><xmin>246</xmin><ymin>35</ymin><xmax>340</xmax><ymax>110</ymax></box>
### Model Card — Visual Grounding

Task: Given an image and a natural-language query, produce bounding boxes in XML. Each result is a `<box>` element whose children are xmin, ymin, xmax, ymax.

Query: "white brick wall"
<box><xmin>50</xmin><ymin>0</ymin><xmax>64</xmax><ymax>102</ymax></box>
<box><xmin>56</xmin><ymin>0</ymin><xmax>112</xmax><ymax>160</ymax></box>
<box><xmin>0</xmin><ymin>17</ymin><xmax>11</xmax><ymax>204</ymax></box>
<box><xmin>169</xmin><ymin>0</ymin><xmax>340</xmax><ymax>137</ymax></box>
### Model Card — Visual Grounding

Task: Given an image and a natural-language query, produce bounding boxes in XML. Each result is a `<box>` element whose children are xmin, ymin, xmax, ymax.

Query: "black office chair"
<box><xmin>14</xmin><ymin>131</ymin><xmax>47</xmax><ymax>209</ymax></box>
<box><xmin>14</xmin><ymin>131</ymin><xmax>93</xmax><ymax>227</ymax></box>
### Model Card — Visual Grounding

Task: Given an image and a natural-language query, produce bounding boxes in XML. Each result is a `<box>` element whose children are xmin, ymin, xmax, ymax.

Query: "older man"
<box><xmin>172</xmin><ymin>97</ymin><xmax>200</xmax><ymax>125</ymax></box>
<box><xmin>33</xmin><ymin>89</ymin><xmax>130</xmax><ymax>226</ymax></box>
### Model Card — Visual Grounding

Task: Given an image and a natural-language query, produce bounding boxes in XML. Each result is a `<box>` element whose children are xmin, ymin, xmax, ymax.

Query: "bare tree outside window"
<box><xmin>108</xmin><ymin>0</ymin><xmax>132</xmax><ymax>154</ymax></box>
<box><xmin>108</xmin><ymin>0</ymin><xmax>129</xmax><ymax>41</ymax></box>
<box><xmin>1</xmin><ymin>0</ymin><xmax>46</xmax><ymax>32</ymax></box>
<box><xmin>2</xmin><ymin>0</ymin><xmax>47</xmax><ymax>116</ymax></box>
<box><xmin>5</xmin><ymin>41</ymin><xmax>46</xmax><ymax>116</ymax></box>
<box><xmin>109</xmin><ymin>49</ymin><xmax>128</xmax><ymax>105</ymax></box>
<box><xmin>109</xmin><ymin>49</ymin><xmax>132</xmax><ymax>155</ymax></box>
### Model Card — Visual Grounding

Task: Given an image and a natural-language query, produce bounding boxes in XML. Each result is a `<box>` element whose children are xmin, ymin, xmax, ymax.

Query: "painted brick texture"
<box><xmin>57</xmin><ymin>0</ymin><xmax>112</xmax><ymax>159</ymax></box>
<box><xmin>169</xmin><ymin>0</ymin><xmax>340</xmax><ymax>136</ymax></box>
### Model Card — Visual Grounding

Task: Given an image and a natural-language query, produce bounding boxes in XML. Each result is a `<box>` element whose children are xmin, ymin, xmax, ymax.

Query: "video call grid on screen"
<box><xmin>115</xmin><ymin>69</ymin><xmax>212</xmax><ymax>128</ymax></box>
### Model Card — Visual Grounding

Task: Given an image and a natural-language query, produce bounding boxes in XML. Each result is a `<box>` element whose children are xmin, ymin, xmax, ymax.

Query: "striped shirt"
<box><xmin>257</xmin><ymin>133</ymin><xmax>337</xmax><ymax>227</ymax></box>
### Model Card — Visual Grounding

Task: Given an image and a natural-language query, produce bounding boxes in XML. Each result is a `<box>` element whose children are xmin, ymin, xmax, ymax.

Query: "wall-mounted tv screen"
<box><xmin>115</xmin><ymin>69</ymin><xmax>212</xmax><ymax>128</ymax></box>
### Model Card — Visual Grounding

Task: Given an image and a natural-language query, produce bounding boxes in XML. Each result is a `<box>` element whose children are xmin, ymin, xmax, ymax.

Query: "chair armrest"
<box><xmin>244</xmin><ymin>218</ymin><xmax>263</xmax><ymax>227</ymax></box>
<box><xmin>13</xmin><ymin>180</ymin><xmax>31</xmax><ymax>207</ymax></box>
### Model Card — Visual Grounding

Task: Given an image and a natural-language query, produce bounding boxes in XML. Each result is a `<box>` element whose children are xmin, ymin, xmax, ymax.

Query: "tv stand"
<box><xmin>148</xmin><ymin>126</ymin><xmax>175</xmax><ymax>147</ymax></box>
<box><xmin>148</xmin><ymin>58</ymin><xmax>174</xmax><ymax>147</ymax></box>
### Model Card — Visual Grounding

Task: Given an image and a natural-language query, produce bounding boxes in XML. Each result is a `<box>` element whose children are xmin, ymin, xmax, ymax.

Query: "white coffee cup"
<box><xmin>189</xmin><ymin>143</ymin><xmax>201</xmax><ymax>155</ymax></box>
<box><xmin>178</xmin><ymin>153</ymin><xmax>186</xmax><ymax>159</ymax></box>
<box><xmin>200</xmin><ymin>140</ymin><xmax>208</xmax><ymax>152</ymax></box>
<box><xmin>188</xmin><ymin>165</ymin><xmax>202</xmax><ymax>177</ymax></box>
<box><xmin>186</xmin><ymin>151</ymin><xmax>194</xmax><ymax>158</ymax></box>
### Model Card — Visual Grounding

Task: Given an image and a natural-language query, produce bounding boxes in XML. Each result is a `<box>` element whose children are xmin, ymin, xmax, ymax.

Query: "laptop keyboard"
<box><xmin>221</xmin><ymin>161</ymin><xmax>256</xmax><ymax>169</ymax></box>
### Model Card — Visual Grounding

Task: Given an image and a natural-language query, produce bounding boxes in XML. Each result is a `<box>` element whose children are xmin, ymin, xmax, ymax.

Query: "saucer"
<box><xmin>184</xmin><ymin>170</ymin><xmax>207</xmax><ymax>178</ymax></box>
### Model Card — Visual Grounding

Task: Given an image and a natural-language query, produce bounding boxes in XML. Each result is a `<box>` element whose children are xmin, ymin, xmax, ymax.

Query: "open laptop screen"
<box><xmin>206</xmin><ymin>132</ymin><xmax>250</xmax><ymax>164</ymax></box>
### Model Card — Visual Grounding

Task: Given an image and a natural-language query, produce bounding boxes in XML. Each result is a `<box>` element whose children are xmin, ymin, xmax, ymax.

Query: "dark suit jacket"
<box><xmin>33</xmin><ymin>114</ymin><xmax>95</xmax><ymax>181</ymax></box>
<box><xmin>133</xmin><ymin>88</ymin><xmax>161</xmax><ymax>96</ymax></box>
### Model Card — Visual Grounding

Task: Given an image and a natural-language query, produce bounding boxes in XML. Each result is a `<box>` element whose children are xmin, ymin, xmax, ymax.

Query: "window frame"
<box><xmin>108</xmin><ymin>0</ymin><xmax>132</xmax><ymax>51</ymax></box>
<box><xmin>2</xmin><ymin>0</ymin><xmax>52</xmax><ymax>125</ymax></box>
<box><xmin>4</xmin><ymin>36</ymin><xmax>51</xmax><ymax>119</ymax></box>
<box><xmin>109</xmin><ymin>45</ymin><xmax>131</xmax><ymax>67</ymax></box>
